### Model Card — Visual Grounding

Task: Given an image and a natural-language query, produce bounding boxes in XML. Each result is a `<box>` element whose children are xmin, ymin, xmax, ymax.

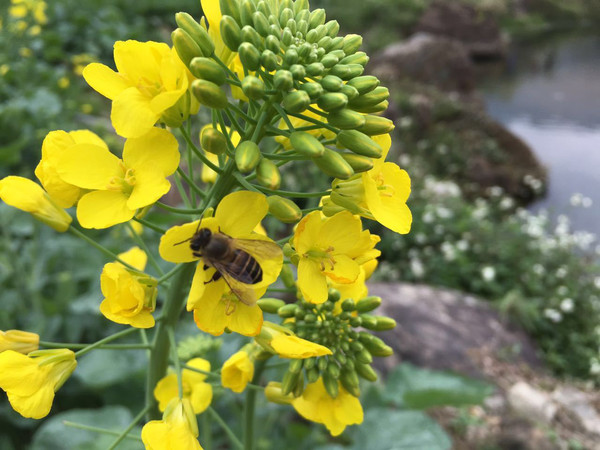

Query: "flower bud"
<box><xmin>256</xmin><ymin>159</ymin><xmax>281</xmax><ymax>189</ymax></box>
<box><xmin>279</xmin><ymin>8</ymin><xmax>294</xmax><ymax>27</ymax></box>
<box><xmin>347</xmin><ymin>75</ymin><xmax>379</xmax><ymax>95</ymax></box>
<box><xmin>330</xmin><ymin>64</ymin><xmax>363</xmax><ymax>80</ymax></box>
<box><xmin>306</xmin><ymin>366</ymin><xmax>320</xmax><ymax>383</ymax></box>
<box><xmin>241</xmin><ymin>25</ymin><xmax>263</xmax><ymax>49</ymax></box>
<box><xmin>300</xmin><ymin>81</ymin><xmax>324</xmax><ymax>100</ymax></box>
<box><xmin>0</xmin><ymin>330</ymin><xmax>39</xmax><ymax>354</ymax></box>
<box><xmin>342</xmin><ymin>34</ymin><xmax>363</xmax><ymax>54</ymax></box>
<box><xmin>235</xmin><ymin>141</ymin><xmax>262</xmax><ymax>173</ymax></box>
<box><xmin>340</xmin><ymin>368</ymin><xmax>360</xmax><ymax>397</ymax></box>
<box><xmin>336</xmin><ymin>130</ymin><xmax>382</xmax><ymax>158</ymax></box>
<box><xmin>238</xmin><ymin>42</ymin><xmax>261</xmax><ymax>71</ymax></box>
<box><xmin>341</xmin><ymin>51</ymin><xmax>369</xmax><ymax>66</ymax></box>
<box><xmin>278</xmin><ymin>304</ymin><xmax>298</xmax><ymax>318</ymax></box>
<box><xmin>326</xmin><ymin>108</ymin><xmax>366</xmax><ymax>129</ymax></box>
<box><xmin>279</xmin><ymin>264</ymin><xmax>295</xmax><ymax>289</ymax></box>
<box><xmin>252</xmin><ymin>11</ymin><xmax>270</xmax><ymax>36</ymax></box>
<box><xmin>355</xmin><ymin>362</ymin><xmax>378</xmax><ymax>381</ymax></box>
<box><xmin>289</xmin><ymin>358</ymin><xmax>304</xmax><ymax>374</ymax></box>
<box><xmin>320</xmin><ymin>75</ymin><xmax>343</xmax><ymax>92</ymax></box>
<box><xmin>0</xmin><ymin>177</ymin><xmax>72</xmax><ymax>232</ymax></box>
<box><xmin>281</xmin><ymin>369</ymin><xmax>300</xmax><ymax>395</ymax></box>
<box><xmin>200</xmin><ymin>126</ymin><xmax>228</xmax><ymax>155</ymax></box>
<box><xmin>283</xmin><ymin>90</ymin><xmax>310</xmax><ymax>114</ymax></box>
<box><xmin>357</xmin><ymin>115</ymin><xmax>395</xmax><ymax>135</ymax></box>
<box><xmin>171</xmin><ymin>28</ymin><xmax>204</xmax><ymax>66</ymax></box>
<box><xmin>274</xmin><ymin>70</ymin><xmax>294</xmax><ymax>91</ymax></box>
<box><xmin>192</xmin><ymin>79</ymin><xmax>228</xmax><ymax>109</ymax></box>
<box><xmin>240</xmin><ymin>0</ymin><xmax>256</xmax><ymax>27</ymax></box>
<box><xmin>364</xmin><ymin>315</ymin><xmax>396</xmax><ymax>331</ymax></box>
<box><xmin>220</xmin><ymin>0</ymin><xmax>241</xmax><ymax>23</ymax></box>
<box><xmin>317</xmin><ymin>92</ymin><xmax>348</xmax><ymax>112</ymax></box>
<box><xmin>265</xmin><ymin>382</ymin><xmax>293</xmax><ymax>405</ymax></box>
<box><xmin>220</xmin><ymin>15</ymin><xmax>243</xmax><ymax>50</ymax></box>
<box><xmin>353</xmin><ymin>100</ymin><xmax>389</xmax><ymax>114</ymax></box>
<box><xmin>281</xmin><ymin>27</ymin><xmax>294</xmax><ymax>45</ymax></box>
<box><xmin>355</xmin><ymin>295</ymin><xmax>382</xmax><ymax>313</ymax></box>
<box><xmin>340</xmin><ymin>153</ymin><xmax>373</xmax><ymax>173</ymax></box>
<box><xmin>322</xmin><ymin>372</ymin><xmax>339</xmax><ymax>398</ymax></box>
<box><xmin>359</xmin><ymin>333</ymin><xmax>393</xmax><ymax>357</ymax></box>
<box><xmin>325</xmin><ymin>20</ymin><xmax>340</xmax><ymax>37</ymax></box>
<box><xmin>309</xmin><ymin>8</ymin><xmax>326</xmax><ymax>28</ymax></box>
<box><xmin>341</xmin><ymin>299</ymin><xmax>355</xmax><ymax>311</ymax></box>
<box><xmin>289</xmin><ymin>131</ymin><xmax>325</xmax><ymax>157</ymax></box>
<box><xmin>265</xmin><ymin>35</ymin><xmax>281</xmax><ymax>53</ymax></box>
<box><xmin>329</xmin><ymin>36</ymin><xmax>344</xmax><ymax>50</ymax></box>
<box><xmin>175</xmin><ymin>12</ymin><xmax>214</xmax><ymax>56</ymax></box>
<box><xmin>340</xmin><ymin>84</ymin><xmax>359</xmax><ymax>101</ymax></box>
<box><xmin>241</xmin><ymin>75</ymin><xmax>266</xmax><ymax>100</ymax></box>
<box><xmin>349</xmin><ymin>86</ymin><xmax>389</xmax><ymax>109</ymax></box>
<box><xmin>260</xmin><ymin>49</ymin><xmax>278</xmax><ymax>71</ymax></box>
<box><xmin>189</xmin><ymin>57</ymin><xmax>226</xmax><ymax>85</ymax></box>
<box><xmin>313</xmin><ymin>149</ymin><xmax>354</xmax><ymax>179</ymax></box>
<box><xmin>267</xmin><ymin>195</ymin><xmax>302</xmax><ymax>223</ymax></box>
<box><xmin>257</xmin><ymin>298</ymin><xmax>286</xmax><ymax>314</ymax></box>
<box><xmin>289</xmin><ymin>64</ymin><xmax>306</xmax><ymax>80</ymax></box>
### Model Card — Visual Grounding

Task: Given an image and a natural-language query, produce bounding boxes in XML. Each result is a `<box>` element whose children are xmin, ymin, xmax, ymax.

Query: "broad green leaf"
<box><xmin>74</xmin><ymin>349</ymin><xmax>146</xmax><ymax>389</ymax></box>
<box><xmin>30</xmin><ymin>406</ymin><xmax>143</xmax><ymax>450</ymax></box>
<box><xmin>386</xmin><ymin>363</ymin><xmax>493</xmax><ymax>409</ymax></box>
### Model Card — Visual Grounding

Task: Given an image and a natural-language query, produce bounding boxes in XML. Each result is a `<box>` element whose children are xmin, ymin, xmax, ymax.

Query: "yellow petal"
<box><xmin>7</xmin><ymin>383</ymin><xmax>55</xmax><ymax>419</ymax></box>
<box><xmin>122</xmin><ymin>128</ymin><xmax>180</xmax><ymax>176</ymax></box>
<box><xmin>82</xmin><ymin>63</ymin><xmax>129</xmax><ymax>100</ymax></box>
<box><xmin>227</xmin><ymin>302</ymin><xmax>263</xmax><ymax>337</ymax></box>
<box><xmin>187</xmin><ymin>264</ymin><xmax>226</xmax><ymax>311</ymax></box>
<box><xmin>214</xmin><ymin>191</ymin><xmax>269</xmax><ymax>236</ymax></box>
<box><xmin>298</xmin><ymin>259</ymin><xmax>328</xmax><ymax>304</ymax></box>
<box><xmin>111</xmin><ymin>87</ymin><xmax>160</xmax><ymax>138</ymax></box>
<box><xmin>69</xmin><ymin>130</ymin><xmax>110</xmax><ymax>149</ymax></box>
<box><xmin>201</xmin><ymin>0</ymin><xmax>221</xmax><ymax>30</ymax></box>
<box><xmin>271</xmin><ymin>335</ymin><xmax>332</xmax><ymax>358</ymax></box>
<box><xmin>221</xmin><ymin>351</ymin><xmax>254</xmax><ymax>393</ymax></box>
<box><xmin>113</xmin><ymin>40</ymin><xmax>167</xmax><ymax>84</ymax></box>
<box><xmin>323</xmin><ymin>254</ymin><xmax>360</xmax><ymax>285</ymax></box>
<box><xmin>126</xmin><ymin>166</ymin><xmax>171</xmax><ymax>211</ymax></box>
<box><xmin>117</xmin><ymin>247</ymin><xmax>147</xmax><ymax>271</ymax></box>
<box><xmin>318</xmin><ymin>211</ymin><xmax>363</xmax><ymax>254</ymax></box>
<box><xmin>55</xmin><ymin>143</ymin><xmax>121</xmax><ymax>190</ymax></box>
<box><xmin>189</xmin><ymin>382</ymin><xmax>213</xmax><ymax>414</ymax></box>
<box><xmin>76</xmin><ymin>190</ymin><xmax>134</xmax><ymax>229</ymax></box>
<box><xmin>153</xmin><ymin>373</ymin><xmax>179</xmax><ymax>412</ymax></box>
<box><xmin>293</xmin><ymin>211</ymin><xmax>323</xmax><ymax>255</ymax></box>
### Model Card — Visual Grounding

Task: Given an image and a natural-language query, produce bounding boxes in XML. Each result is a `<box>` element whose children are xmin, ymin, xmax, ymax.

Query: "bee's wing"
<box><xmin>231</xmin><ymin>238</ymin><xmax>283</xmax><ymax>261</ymax></box>
<box><xmin>210</xmin><ymin>260</ymin><xmax>260</xmax><ymax>306</ymax></box>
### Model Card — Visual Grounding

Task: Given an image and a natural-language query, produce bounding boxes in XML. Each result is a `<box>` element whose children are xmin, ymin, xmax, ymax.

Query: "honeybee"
<box><xmin>179</xmin><ymin>227</ymin><xmax>282</xmax><ymax>306</ymax></box>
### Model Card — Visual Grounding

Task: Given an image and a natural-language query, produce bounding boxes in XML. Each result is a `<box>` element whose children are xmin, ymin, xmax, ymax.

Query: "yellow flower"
<box><xmin>83</xmin><ymin>40</ymin><xmax>189</xmax><ymax>138</ymax></box>
<box><xmin>99</xmin><ymin>247</ymin><xmax>157</xmax><ymax>328</ymax></box>
<box><xmin>0</xmin><ymin>330</ymin><xmax>39</xmax><ymax>354</ymax></box>
<box><xmin>0</xmin><ymin>176</ymin><xmax>72</xmax><ymax>232</ymax></box>
<box><xmin>159</xmin><ymin>191</ymin><xmax>283</xmax><ymax>337</ymax></box>
<box><xmin>199</xmin><ymin>124</ymin><xmax>241</xmax><ymax>184</ymax></box>
<box><xmin>154</xmin><ymin>358</ymin><xmax>213</xmax><ymax>414</ymax></box>
<box><xmin>0</xmin><ymin>349</ymin><xmax>76</xmax><ymax>419</ymax></box>
<box><xmin>328</xmin><ymin>134</ymin><xmax>412</xmax><ymax>234</ymax></box>
<box><xmin>255</xmin><ymin>322</ymin><xmax>332</xmax><ymax>359</ymax></box>
<box><xmin>142</xmin><ymin>398</ymin><xmax>203</xmax><ymax>450</ymax></box>
<box><xmin>19</xmin><ymin>47</ymin><xmax>32</xmax><ymax>58</ymax></box>
<box><xmin>221</xmin><ymin>346</ymin><xmax>255</xmax><ymax>393</ymax></box>
<box><xmin>35</xmin><ymin>129</ymin><xmax>107</xmax><ymax>208</ymax></box>
<box><xmin>292</xmin><ymin>211</ymin><xmax>380</xmax><ymax>304</ymax></box>
<box><xmin>264</xmin><ymin>381</ymin><xmax>293</xmax><ymax>405</ymax></box>
<box><xmin>55</xmin><ymin>127</ymin><xmax>179</xmax><ymax>229</ymax></box>
<box><xmin>292</xmin><ymin>378</ymin><xmax>363</xmax><ymax>436</ymax></box>
<box><xmin>57</xmin><ymin>76</ymin><xmax>69</xmax><ymax>89</ymax></box>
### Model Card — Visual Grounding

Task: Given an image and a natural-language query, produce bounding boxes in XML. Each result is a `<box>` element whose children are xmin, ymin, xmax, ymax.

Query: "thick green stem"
<box><xmin>243</xmin><ymin>360</ymin><xmax>266</xmax><ymax>450</ymax></box>
<box><xmin>145</xmin><ymin>263</ymin><xmax>196</xmax><ymax>420</ymax></box>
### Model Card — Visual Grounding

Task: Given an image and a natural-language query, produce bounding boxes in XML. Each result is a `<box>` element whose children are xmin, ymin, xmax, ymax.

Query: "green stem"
<box><xmin>68</xmin><ymin>228</ymin><xmax>138</xmax><ymax>272</ymax></box>
<box><xmin>202</xmin><ymin>412</ymin><xmax>212</xmax><ymax>450</ymax></box>
<box><xmin>173</xmin><ymin>170</ymin><xmax>192</xmax><ymax>208</ymax></box>
<box><xmin>107</xmin><ymin>405</ymin><xmax>150</xmax><ymax>450</ymax></box>
<box><xmin>146</xmin><ymin>263</ymin><xmax>196</xmax><ymax>420</ymax></box>
<box><xmin>74</xmin><ymin>327</ymin><xmax>139</xmax><ymax>358</ymax></box>
<box><xmin>133</xmin><ymin>218</ymin><xmax>167</xmax><ymax>234</ymax></box>
<box><xmin>156</xmin><ymin>202</ymin><xmax>204</xmax><ymax>215</ymax></box>
<box><xmin>186</xmin><ymin>119</ymin><xmax>197</xmax><ymax>207</ymax></box>
<box><xmin>243</xmin><ymin>360</ymin><xmax>266</xmax><ymax>450</ymax></box>
<box><xmin>207</xmin><ymin>407</ymin><xmax>244</xmax><ymax>450</ymax></box>
<box><xmin>180</xmin><ymin>126</ymin><xmax>222</xmax><ymax>174</ymax></box>
<box><xmin>40</xmin><ymin>341</ymin><xmax>151</xmax><ymax>350</ymax></box>
<box><xmin>157</xmin><ymin>264</ymin><xmax>185</xmax><ymax>285</ymax></box>
<box><xmin>288</xmin><ymin>112</ymin><xmax>338</xmax><ymax>133</ymax></box>
<box><xmin>168</xmin><ymin>327</ymin><xmax>183</xmax><ymax>398</ymax></box>
<box><xmin>62</xmin><ymin>421</ymin><xmax>142</xmax><ymax>441</ymax></box>
<box><xmin>273</xmin><ymin>103</ymin><xmax>295</xmax><ymax>131</ymax></box>
<box><xmin>125</xmin><ymin>222</ymin><xmax>164</xmax><ymax>276</ymax></box>
<box><xmin>176</xmin><ymin>168</ymin><xmax>208</xmax><ymax>199</ymax></box>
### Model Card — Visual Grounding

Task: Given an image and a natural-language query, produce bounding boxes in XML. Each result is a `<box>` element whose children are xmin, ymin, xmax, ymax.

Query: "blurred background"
<box><xmin>0</xmin><ymin>0</ymin><xmax>599</xmax><ymax>448</ymax></box>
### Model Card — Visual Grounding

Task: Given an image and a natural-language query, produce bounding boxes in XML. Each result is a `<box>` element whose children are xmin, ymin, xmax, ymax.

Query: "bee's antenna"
<box><xmin>173</xmin><ymin>237</ymin><xmax>192</xmax><ymax>246</ymax></box>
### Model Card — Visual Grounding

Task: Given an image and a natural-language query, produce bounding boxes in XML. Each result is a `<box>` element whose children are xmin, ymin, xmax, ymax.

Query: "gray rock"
<box><xmin>415</xmin><ymin>0</ymin><xmax>507</xmax><ymax>59</ymax></box>
<box><xmin>371</xmin><ymin>33</ymin><xmax>475</xmax><ymax>93</ymax></box>
<box><xmin>368</xmin><ymin>282</ymin><xmax>542</xmax><ymax>377</ymax></box>
<box><xmin>508</xmin><ymin>381</ymin><xmax>557</xmax><ymax>423</ymax></box>
<box><xmin>552</xmin><ymin>387</ymin><xmax>600</xmax><ymax>436</ymax></box>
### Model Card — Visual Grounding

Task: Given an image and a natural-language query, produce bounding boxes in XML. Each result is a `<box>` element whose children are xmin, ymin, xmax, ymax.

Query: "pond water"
<box><xmin>479</xmin><ymin>32</ymin><xmax>600</xmax><ymax>234</ymax></box>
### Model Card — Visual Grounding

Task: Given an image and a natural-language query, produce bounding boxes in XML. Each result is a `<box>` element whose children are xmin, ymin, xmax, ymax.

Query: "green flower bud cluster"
<box><xmin>216</xmin><ymin>0</ymin><xmax>394</xmax><ymax>180</ymax></box>
<box><xmin>277</xmin><ymin>289</ymin><xmax>394</xmax><ymax>398</ymax></box>
<box><xmin>176</xmin><ymin>334</ymin><xmax>223</xmax><ymax>361</ymax></box>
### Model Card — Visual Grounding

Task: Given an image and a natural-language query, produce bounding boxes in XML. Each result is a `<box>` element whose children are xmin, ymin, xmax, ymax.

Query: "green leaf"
<box><xmin>74</xmin><ymin>349</ymin><xmax>146</xmax><ymax>389</ymax></box>
<box><xmin>386</xmin><ymin>364</ymin><xmax>493</xmax><ymax>409</ymax></box>
<box><xmin>30</xmin><ymin>406</ymin><xmax>143</xmax><ymax>450</ymax></box>
<box><xmin>344</xmin><ymin>408</ymin><xmax>451</xmax><ymax>450</ymax></box>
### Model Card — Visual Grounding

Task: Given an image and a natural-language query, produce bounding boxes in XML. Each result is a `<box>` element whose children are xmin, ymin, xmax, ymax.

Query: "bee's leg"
<box><xmin>192</xmin><ymin>252</ymin><xmax>203</xmax><ymax>258</ymax></box>
<box><xmin>203</xmin><ymin>265</ymin><xmax>209</xmax><ymax>270</ymax></box>
<box><xmin>205</xmin><ymin>271</ymin><xmax>222</xmax><ymax>284</ymax></box>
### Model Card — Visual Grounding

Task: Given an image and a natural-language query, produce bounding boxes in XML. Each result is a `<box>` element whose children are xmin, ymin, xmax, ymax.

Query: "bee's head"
<box><xmin>190</xmin><ymin>228</ymin><xmax>212</xmax><ymax>252</ymax></box>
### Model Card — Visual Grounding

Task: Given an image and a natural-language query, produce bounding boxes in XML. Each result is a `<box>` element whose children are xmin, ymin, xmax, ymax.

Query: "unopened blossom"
<box><xmin>142</xmin><ymin>398</ymin><xmax>202</xmax><ymax>450</ymax></box>
<box><xmin>154</xmin><ymin>358</ymin><xmax>213</xmax><ymax>414</ymax></box>
<box><xmin>0</xmin><ymin>330</ymin><xmax>39</xmax><ymax>354</ymax></box>
<box><xmin>221</xmin><ymin>345</ymin><xmax>255</xmax><ymax>393</ymax></box>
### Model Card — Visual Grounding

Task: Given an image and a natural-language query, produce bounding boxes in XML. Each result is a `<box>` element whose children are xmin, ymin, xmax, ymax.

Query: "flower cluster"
<box><xmin>0</xmin><ymin>0</ymin><xmax>412</xmax><ymax>446</ymax></box>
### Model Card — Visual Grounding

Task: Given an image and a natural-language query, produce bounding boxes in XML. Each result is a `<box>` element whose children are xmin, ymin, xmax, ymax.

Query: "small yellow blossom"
<box><xmin>99</xmin><ymin>247</ymin><xmax>157</xmax><ymax>328</ymax></box>
<box><xmin>83</xmin><ymin>40</ymin><xmax>189</xmax><ymax>138</ymax></box>
<box><xmin>154</xmin><ymin>358</ymin><xmax>213</xmax><ymax>414</ymax></box>
<box><xmin>0</xmin><ymin>349</ymin><xmax>76</xmax><ymax>419</ymax></box>
<box><xmin>28</xmin><ymin>24</ymin><xmax>41</xmax><ymax>36</ymax></box>
<box><xmin>0</xmin><ymin>65</ymin><xmax>9</xmax><ymax>76</ymax></box>
<box><xmin>57</xmin><ymin>76</ymin><xmax>70</xmax><ymax>89</ymax></box>
<box><xmin>292</xmin><ymin>378</ymin><xmax>363</xmax><ymax>436</ymax></box>
<box><xmin>292</xmin><ymin>211</ymin><xmax>380</xmax><ymax>304</ymax></box>
<box><xmin>255</xmin><ymin>322</ymin><xmax>332</xmax><ymax>359</ymax></box>
<box><xmin>221</xmin><ymin>346</ymin><xmax>255</xmax><ymax>393</ymax></box>
<box><xmin>328</xmin><ymin>134</ymin><xmax>412</xmax><ymax>234</ymax></box>
<box><xmin>0</xmin><ymin>330</ymin><xmax>39</xmax><ymax>354</ymax></box>
<box><xmin>80</xmin><ymin>103</ymin><xmax>93</xmax><ymax>114</ymax></box>
<box><xmin>159</xmin><ymin>191</ymin><xmax>283</xmax><ymax>337</ymax></box>
<box><xmin>142</xmin><ymin>398</ymin><xmax>203</xmax><ymax>450</ymax></box>
<box><xmin>19</xmin><ymin>47</ymin><xmax>32</xmax><ymax>58</ymax></box>
<box><xmin>0</xmin><ymin>176</ymin><xmax>72</xmax><ymax>232</ymax></box>
<box><xmin>55</xmin><ymin>127</ymin><xmax>180</xmax><ymax>228</ymax></box>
